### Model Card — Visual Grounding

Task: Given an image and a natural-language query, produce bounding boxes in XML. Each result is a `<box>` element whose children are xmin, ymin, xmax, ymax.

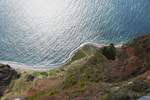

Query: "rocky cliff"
<box><xmin>0</xmin><ymin>64</ymin><xmax>19</xmax><ymax>96</ymax></box>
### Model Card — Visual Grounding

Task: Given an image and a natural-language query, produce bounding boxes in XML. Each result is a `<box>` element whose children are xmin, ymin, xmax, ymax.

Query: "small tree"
<box><xmin>101</xmin><ymin>43</ymin><xmax>116</xmax><ymax>60</ymax></box>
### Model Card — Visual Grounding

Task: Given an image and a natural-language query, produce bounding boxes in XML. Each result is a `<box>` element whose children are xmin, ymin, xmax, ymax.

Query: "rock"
<box><xmin>26</xmin><ymin>75</ymin><xmax>35</xmax><ymax>82</ymax></box>
<box><xmin>0</xmin><ymin>64</ymin><xmax>19</xmax><ymax>96</ymax></box>
<box><xmin>138</xmin><ymin>96</ymin><xmax>150</xmax><ymax>100</ymax></box>
<box><xmin>127</xmin><ymin>79</ymin><xmax>150</xmax><ymax>92</ymax></box>
<box><xmin>103</xmin><ymin>88</ymin><xmax>131</xmax><ymax>100</ymax></box>
<box><xmin>127</xmin><ymin>81</ymin><xmax>133</xmax><ymax>85</ymax></box>
<box><xmin>113</xmin><ymin>87</ymin><xmax>120</xmax><ymax>91</ymax></box>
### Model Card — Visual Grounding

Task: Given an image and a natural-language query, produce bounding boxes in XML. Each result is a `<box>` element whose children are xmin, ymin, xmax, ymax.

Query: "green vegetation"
<box><xmin>28</xmin><ymin>88</ymin><xmax>57</xmax><ymax>100</ymax></box>
<box><xmin>6</xmin><ymin>72</ymin><xmax>31</xmax><ymax>98</ymax></box>
<box><xmin>32</xmin><ymin>71</ymin><xmax>48</xmax><ymax>78</ymax></box>
<box><xmin>103</xmin><ymin>88</ymin><xmax>134</xmax><ymax>100</ymax></box>
<box><xmin>102</xmin><ymin>79</ymin><xmax>150</xmax><ymax>100</ymax></box>
<box><xmin>101</xmin><ymin>44</ymin><xmax>116</xmax><ymax>60</ymax></box>
<box><xmin>66</xmin><ymin>44</ymin><xmax>98</xmax><ymax>65</ymax></box>
<box><xmin>0</xmin><ymin>64</ymin><xmax>19</xmax><ymax>97</ymax></box>
<box><xmin>48</xmin><ymin>68</ymin><xmax>64</xmax><ymax>77</ymax></box>
<box><xmin>63</xmin><ymin>51</ymin><xmax>110</xmax><ymax>88</ymax></box>
<box><xmin>127</xmin><ymin>79</ymin><xmax>150</xmax><ymax>93</ymax></box>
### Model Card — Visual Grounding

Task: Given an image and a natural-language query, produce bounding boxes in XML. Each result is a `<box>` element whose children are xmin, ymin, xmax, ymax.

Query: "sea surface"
<box><xmin>0</xmin><ymin>0</ymin><xmax>150</xmax><ymax>68</ymax></box>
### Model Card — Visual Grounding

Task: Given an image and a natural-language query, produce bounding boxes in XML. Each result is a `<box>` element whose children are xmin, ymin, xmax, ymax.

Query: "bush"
<box><xmin>101</xmin><ymin>44</ymin><xmax>116</xmax><ymax>60</ymax></box>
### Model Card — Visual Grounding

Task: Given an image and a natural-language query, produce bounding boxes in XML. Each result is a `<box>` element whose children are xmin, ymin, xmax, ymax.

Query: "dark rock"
<box><xmin>0</xmin><ymin>64</ymin><xmax>19</xmax><ymax>96</ymax></box>
<box><xmin>127</xmin><ymin>79</ymin><xmax>150</xmax><ymax>93</ymax></box>
<box><xmin>26</xmin><ymin>75</ymin><xmax>35</xmax><ymax>82</ymax></box>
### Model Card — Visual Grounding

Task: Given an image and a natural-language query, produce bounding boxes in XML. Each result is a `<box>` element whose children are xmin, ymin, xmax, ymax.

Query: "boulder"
<box><xmin>26</xmin><ymin>75</ymin><xmax>35</xmax><ymax>82</ymax></box>
<box><xmin>0</xmin><ymin>64</ymin><xmax>19</xmax><ymax>96</ymax></box>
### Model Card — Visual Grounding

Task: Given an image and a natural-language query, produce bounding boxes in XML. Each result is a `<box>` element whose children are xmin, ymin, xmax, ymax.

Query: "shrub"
<box><xmin>101</xmin><ymin>44</ymin><xmax>116</xmax><ymax>60</ymax></box>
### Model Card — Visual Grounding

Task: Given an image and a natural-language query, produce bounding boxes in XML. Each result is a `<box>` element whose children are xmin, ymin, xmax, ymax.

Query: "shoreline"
<box><xmin>0</xmin><ymin>42</ymin><xmax>123</xmax><ymax>71</ymax></box>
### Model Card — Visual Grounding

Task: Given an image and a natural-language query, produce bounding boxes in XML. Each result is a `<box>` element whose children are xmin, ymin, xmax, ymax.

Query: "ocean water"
<box><xmin>0</xmin><ymin>0</ymin><xmax>150</xmax><ymax>68</ymax></box>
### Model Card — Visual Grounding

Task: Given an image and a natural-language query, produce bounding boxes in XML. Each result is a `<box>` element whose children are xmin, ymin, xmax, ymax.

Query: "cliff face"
<box><xmin>110</xmin><ymin>35</ymin><xmax>150</xmax><ymax>81</ymax></box>
<box><xmin>0</xmin><ymin>64</ymin><xmax>19</xmax><ymax>96</ymax></box>
<box><xmin>63</xmin><ymin>34</ymin><xmax>150</xmax><ymax>83</ymax></box>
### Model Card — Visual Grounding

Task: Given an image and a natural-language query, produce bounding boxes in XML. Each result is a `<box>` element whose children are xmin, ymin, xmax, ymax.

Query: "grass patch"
<box><xmin>48</xmin><ymin>68</ymin><xmax>64</xmax><ymax>77</ymax></box>
<box><xmin>66</xmin><ymin>45</ymin><xmax>98</xmax><ymax>65</ymax></box>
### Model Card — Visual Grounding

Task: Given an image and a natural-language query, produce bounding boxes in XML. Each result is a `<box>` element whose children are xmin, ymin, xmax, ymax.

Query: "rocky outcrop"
<box><xmin>26</xmin><ymin>75</ymin><xmax>35</xmax><ymax>82</ymax></box>
<box><xmin>0</xmin><ymin>64</ymin><xmax>19</xmax><ymax>96</ymax></box>
<box><xmin>109</xmin><ymin>35</ymin><xmax>150</xmax><ymax>81</ymax></box>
